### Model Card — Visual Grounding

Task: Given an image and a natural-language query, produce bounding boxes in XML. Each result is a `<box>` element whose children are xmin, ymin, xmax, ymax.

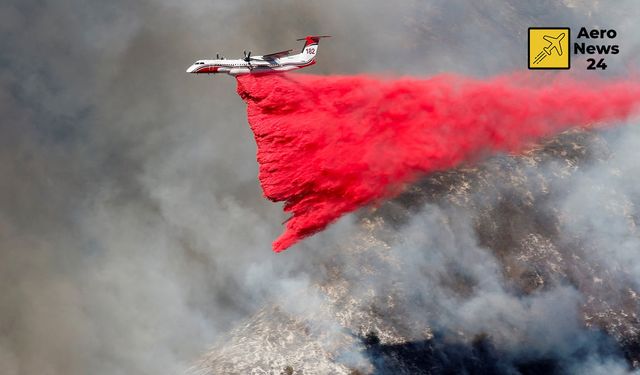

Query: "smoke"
<box><xmin>366</xmin><ymin>206</ymin><xmax>627</xmax><ymax>373</ymax></box>
<box><xmin>3</xmin><ymin>0</ymin><xmax>640</xmax><ymax>374</ymax></box>
<box><xmin>238</xmin><ymin>73</ymin><xmax>640</xmax><ymax>251</ymax></box>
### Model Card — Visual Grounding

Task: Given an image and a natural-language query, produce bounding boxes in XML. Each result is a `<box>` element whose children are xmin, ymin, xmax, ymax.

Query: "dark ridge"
<box><xmin>360</xmin><ymin>329</ymin><xmax>626</xmax><ymax>375</ymax></box>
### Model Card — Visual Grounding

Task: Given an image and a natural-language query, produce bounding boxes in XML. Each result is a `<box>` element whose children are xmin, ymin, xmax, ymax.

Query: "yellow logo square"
<box><xmin>528</xmin><ymin>28</ymin><xmax>570</xmax><ymax>69</ymax></box>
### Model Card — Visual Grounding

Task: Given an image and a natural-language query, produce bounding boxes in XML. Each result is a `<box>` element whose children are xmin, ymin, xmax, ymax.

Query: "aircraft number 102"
<box><xmin>306</xmin><ymin>48</ymin><xmax>316</xmax><ymax>54</ymax></box>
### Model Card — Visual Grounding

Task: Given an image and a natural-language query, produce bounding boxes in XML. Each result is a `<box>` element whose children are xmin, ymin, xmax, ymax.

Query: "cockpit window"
<box><xmin>195</xmin><ymin>61</ymin><xmax>204</xmax><ymax>64</ymax></box>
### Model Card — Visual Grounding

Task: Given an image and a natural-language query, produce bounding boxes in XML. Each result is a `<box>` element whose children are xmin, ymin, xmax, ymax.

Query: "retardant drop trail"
<box><xmin>236</xmin><ymin>73</ymin><xmax>640</xmax><ymax>252</ymax></box>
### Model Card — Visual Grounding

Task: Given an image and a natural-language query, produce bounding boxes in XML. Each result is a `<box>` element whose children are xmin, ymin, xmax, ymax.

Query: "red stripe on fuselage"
<box><xmin>298</xmin><ymin>60</ymin><xmax>316</xmax><ymax>68</ymax></box>
<box><xmin>194</xmin><ymin>65</ymin><xmax>219</xmax><ymax>73</ymax></box>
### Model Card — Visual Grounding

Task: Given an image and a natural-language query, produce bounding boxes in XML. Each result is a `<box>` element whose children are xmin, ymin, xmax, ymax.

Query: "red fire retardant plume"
<box><xmin>236</xmin><ymin>73</ymin><xmax>640</xmax><ymax>252</ymax></box>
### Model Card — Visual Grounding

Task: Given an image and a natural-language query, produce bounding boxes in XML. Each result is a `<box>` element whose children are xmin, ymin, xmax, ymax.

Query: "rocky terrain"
<box><xmin>193</xmin><ymin>129</ymin><xmax>640</xmax><ymax>374</ymax></box>
<box><xmin>6</xmin><ymin>2</ymin><xmax>640</xmax><ymax>375</ymax></box>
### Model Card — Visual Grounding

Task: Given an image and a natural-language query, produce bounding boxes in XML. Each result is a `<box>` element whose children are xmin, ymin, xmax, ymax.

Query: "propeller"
<box><xmin>243</xmin><ymin>50</ymin><xmax>253</xmax><ymax>68</ymax></box>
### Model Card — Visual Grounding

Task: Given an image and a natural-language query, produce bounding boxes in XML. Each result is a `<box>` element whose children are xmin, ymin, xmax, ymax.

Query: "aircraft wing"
<box><xmin>262</xmin><ymin>49</ymin><xmax>293</xmax><ymax>60</ymax></box>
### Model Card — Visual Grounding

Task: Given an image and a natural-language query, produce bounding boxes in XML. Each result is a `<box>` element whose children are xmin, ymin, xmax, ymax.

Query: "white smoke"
<box><xmin>2</xmin><ymin>1</ymin><xmax>640</xmax><ymax>374</ymax></box>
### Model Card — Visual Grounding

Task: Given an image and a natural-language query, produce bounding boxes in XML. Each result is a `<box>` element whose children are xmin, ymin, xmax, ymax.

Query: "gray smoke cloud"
<box><xmin>2</xmin><ymin>0</ymin><xmax>640</xmax><ymax>374</ymax></box>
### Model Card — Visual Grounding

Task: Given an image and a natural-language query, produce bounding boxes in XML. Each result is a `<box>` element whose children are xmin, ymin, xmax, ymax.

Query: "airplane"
<box><xmin>542</xmin><ymin>33</ymin><xmax>565</xmax><ymax>56</ymax></box>
<box><xmin>186</xmin><ymin>35</ymin><xmax>331</xmax><ymax>76</ymax></box>
<box><xmin>532</xmin><ymin>32</ymin><xmax>565</xmax><ymax>65</ymax></box>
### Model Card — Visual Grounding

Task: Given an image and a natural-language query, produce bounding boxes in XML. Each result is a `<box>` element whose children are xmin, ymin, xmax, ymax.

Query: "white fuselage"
<box><xmin>186</xmin><ymin>42</ymin><xmax>319</xmax><ymax>76</ymax></box>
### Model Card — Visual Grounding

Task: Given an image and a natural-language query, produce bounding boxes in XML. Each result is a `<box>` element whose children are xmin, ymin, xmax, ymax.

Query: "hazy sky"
<box><xmin>2</xmin><ymin>1</ymin><xmax>640</xmax><ymax>374</ymax></box>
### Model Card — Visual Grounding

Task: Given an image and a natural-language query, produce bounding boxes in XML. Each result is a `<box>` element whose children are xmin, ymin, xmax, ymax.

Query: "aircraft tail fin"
<box><xmin>296</xmin><ymin>35</ymin><xmax>330</xmax><ymax>59</ymax></box>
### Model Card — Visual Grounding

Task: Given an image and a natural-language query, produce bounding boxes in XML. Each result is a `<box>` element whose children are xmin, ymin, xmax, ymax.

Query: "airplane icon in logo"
<box><xmin>532</xmin><ymin>32</ymin><xmax>566</xmax><ymax>65</ymax></box>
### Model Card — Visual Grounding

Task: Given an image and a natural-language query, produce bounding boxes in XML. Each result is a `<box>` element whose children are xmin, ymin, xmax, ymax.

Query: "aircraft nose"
<box><xmin>186</xmin><ymin>65</ymin><xmax>196</xmax><ymax>73</ymax></box>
